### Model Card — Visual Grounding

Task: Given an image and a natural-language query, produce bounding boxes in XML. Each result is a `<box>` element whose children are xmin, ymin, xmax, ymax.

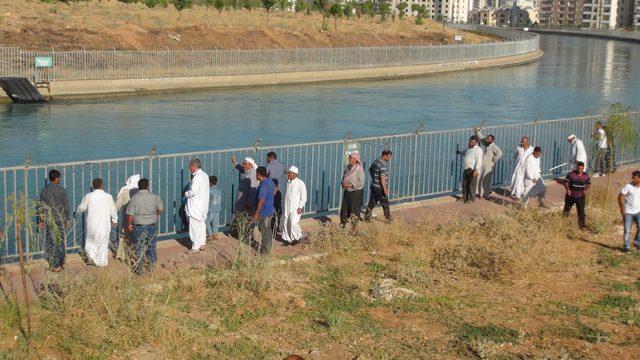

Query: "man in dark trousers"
<box><xmin>363</xmin><ymin>150</ymin><xmax>393</xmax><ymax>222</ymax></box>
<box><xmin>563</xmin><ymin>161</ymin><xmax>591</xmax><ymax>229</ymax></box>
<box><xmin>38</xmin><ymin>169</ymin><xmax>70</xmax><ymax>272</ymax></box>
<box><xmin>127</xmin><ymin>178</ymin><xmax>164</xmax><ymax>275</ymax></box>
<box><xmin>456</xmin><ymin>136</ymin><xmax>483</xmax><ymax>203</ymax></box>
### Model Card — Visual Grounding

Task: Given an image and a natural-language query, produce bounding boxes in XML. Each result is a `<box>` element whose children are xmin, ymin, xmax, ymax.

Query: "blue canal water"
<box><xmin>1</xmin><ymin>34</ymin><xmax>639</xmax><ymax>167</ymax></box>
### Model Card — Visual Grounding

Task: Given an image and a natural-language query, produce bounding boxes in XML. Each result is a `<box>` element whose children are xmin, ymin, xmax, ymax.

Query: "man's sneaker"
<box><xmin>187</xmin><ymin>248</ymin><xmax>200</xmax><ymax>254</ymax></box>
<box><xmin>622</xmin><ymin>247</ymin><xmax>631</xmax><ymax>254</ymax></box>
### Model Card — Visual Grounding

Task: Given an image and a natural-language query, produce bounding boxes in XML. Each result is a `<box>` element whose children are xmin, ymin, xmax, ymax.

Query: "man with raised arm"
<box><xmin>474</xmin><ymin>129</ymin><xmax>503</xmax><ymax>200</ymax></box>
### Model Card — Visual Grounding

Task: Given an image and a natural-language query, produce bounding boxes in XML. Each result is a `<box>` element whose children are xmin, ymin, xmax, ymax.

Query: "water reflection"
<box><xmin>0</xmin><ymin>34</ymin><xmax>638</xmax><ymax>167</ymax></box>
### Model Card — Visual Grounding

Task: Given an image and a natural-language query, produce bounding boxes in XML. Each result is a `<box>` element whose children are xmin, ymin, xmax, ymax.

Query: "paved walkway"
<box><xmin>1</xmin><ymin>166</ymin><xmax>636</xmax><ymax>302</ymax></box>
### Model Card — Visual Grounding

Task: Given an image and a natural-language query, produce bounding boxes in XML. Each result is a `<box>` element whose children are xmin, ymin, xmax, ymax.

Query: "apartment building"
<box><xmin>581</xmin><ymin>0</ymin><xmax>619</xmax><ymax>29</ymax></box>
<box><xmin>538</xmin><ymin>0</ymin><xmax>584</xmax><ymax>27</ymax></box>
<box><xmin>393</xmin><ymin>0</ymin><xmax>474</xmax><ymax>22</ymax></box>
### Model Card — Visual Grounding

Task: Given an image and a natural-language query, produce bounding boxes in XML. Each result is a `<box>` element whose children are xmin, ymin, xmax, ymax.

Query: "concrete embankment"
<box><xmin>531</xmin><ymin>29</ymin><xmax>640</xmax><ymax>44</ymax></box>
<box><xmin>0</xmin><ymin>49</ymin><xmax>543</xmax><ymax>102</ymax></box>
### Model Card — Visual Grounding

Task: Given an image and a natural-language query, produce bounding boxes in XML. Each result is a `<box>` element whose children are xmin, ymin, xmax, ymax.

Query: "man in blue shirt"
<box><xmin>253</xmin><ymin>166</ymin><xmax>276</xmax><ymax>254</ymax></box>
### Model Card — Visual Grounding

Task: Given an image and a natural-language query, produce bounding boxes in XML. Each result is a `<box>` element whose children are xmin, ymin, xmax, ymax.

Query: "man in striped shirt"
<box><xmin>563</xmin><ymin>161</ymin><xmax>591</xmax><ymax>229</ymax></box>
<box><xmin>364</xmin><ymin>150</ymin><xmax>393</xmax><ymax>222</ymax></box>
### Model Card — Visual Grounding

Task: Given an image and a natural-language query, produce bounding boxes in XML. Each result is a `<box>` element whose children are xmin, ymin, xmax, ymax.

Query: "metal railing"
<box><xmin>1</xmin><ymin>112</ymin><xmax>639</xmax><ymax>263</ymax></box>
<box><xmin>0</xmin><ymin>26</ymin><xmax>539</xmax><ymax>81</ymax></box>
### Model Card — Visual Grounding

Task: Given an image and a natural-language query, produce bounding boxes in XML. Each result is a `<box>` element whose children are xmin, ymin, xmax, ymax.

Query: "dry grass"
<box><xmin>0</xmin><ymin>0</ymin><xmax>494</xmax><ymax>50</ymax></box>
<box><xmin>2</xmin><ymin>190</ymin><xmax>640</xmax><ymax>359</ymax></box>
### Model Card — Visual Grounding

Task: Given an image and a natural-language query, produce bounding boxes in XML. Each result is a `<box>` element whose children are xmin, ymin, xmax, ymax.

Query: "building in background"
<box><xmin>636</xmin><ymin>0</ymin><xmax>640</xmax><ymax>29</ymax></box>
<box><xmin>581</xmin><ymin>0</ymin><xmax>619</xmax><ymax>29</ymax></box>
<box><xmin>616</xmin><ymin>0</ymin><xmax>636</xmax><ymax>28</ymax></box>
<box><xmin>469</xmin><ymin>6</ymin><xmax>498</xmax><ymax>24</ymax></box>
<box><xmin>538</xmin><ymin>0</ymin><xmax>584</xmax><ymax>27</ymax></box>
<box><xmin>494</xmin><ymin>4</ymin><xmax>540</xmax><ymax>25</ymax></box>
<box><xmin>393</xmin><ymin>0</ymin><xmax>474</xmax><ymax>23</ymax></box>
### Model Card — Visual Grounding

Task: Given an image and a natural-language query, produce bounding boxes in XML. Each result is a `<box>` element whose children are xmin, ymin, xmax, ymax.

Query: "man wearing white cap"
<box><xmin>568</xmin><ymin>134</ymin><xmax>587</xmax><ymax>170</ymax></box>
<box><xmin>281</xmin><ymin>166</ymin><xmax>307</xmax><ymax>246</ymax></box>
<box><xmin>231</xmin><ymin>156</ymin><xmax>259</xmax><ymax>214</ymax></box>
<box><xmin>340</xmin><ymin>151</ymin><xmax>365</xmax><ymax>226</ymax></box>
<box><xmin>185</xmin><ymin>159</ymin><xmax>209</xmax><ymax>254</ymax></box>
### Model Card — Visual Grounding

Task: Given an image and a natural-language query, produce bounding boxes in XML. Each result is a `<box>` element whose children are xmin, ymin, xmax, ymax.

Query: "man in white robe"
<box><xmin>282</xmin><ymin>166</ymin><xmax>307</xmax><ymax>246</ymax></box>
<box><xmin>185</xmin><ymin>159</ymin><xmax>209</xmax><ymax>254</ymax></box>
<box><xmin>77</xmin><ymin>178</ymin><xmax>117</xmax><ymax>267</ymax></box>
<box><xmin>510</xmin><ymin>136</ymin><xmax>533</xmax><ymax>199</ymax></box>
<box><xmin>523</xmin><ymin>146</ymin><xmax>547</xmax><ymax>207</ymax></box>
<box><xmin>568</xmin><ymin>134</ymin><xmax>588</xmax><ymax>170</ymax></box>
<box><xmin>114</xmin><ymin>174</ymin><xmax>140</xmax><ymax>256</ymax></box>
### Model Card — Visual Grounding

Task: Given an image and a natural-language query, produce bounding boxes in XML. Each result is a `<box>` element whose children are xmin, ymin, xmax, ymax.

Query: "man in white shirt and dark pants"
<box><xmin>593</xmin><ymin>122</ymin><xmax>608</xmax><ymax>177</ymax></box>
<box><xmin>619</xmin><ymin>170</ymin><xmax>640</xmax><ymax>253</ymax></box>
<box><xmin>456</xmin><ymin>136</ymin><xmax>483</xmax><ymax>204</ymax></box>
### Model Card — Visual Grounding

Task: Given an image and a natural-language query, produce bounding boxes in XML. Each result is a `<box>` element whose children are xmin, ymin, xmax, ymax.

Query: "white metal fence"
<box><xmin>0</xmin><ymin>26</ymin><xmax>539</xmax><ymax>81</ymax></box>
<box><xmin>1</xmin><ymin>112</ymin><xmax>639</xmax><ymax>263</ymax></box>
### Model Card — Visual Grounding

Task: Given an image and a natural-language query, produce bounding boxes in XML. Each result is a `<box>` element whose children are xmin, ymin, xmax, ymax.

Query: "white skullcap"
<box><xmin>244</xmin><ymin>157</ymin><xmax>258</xmax><ymax>169</ymax></box>
<box><xmin>287</xmin><ymin>166</ymin><xmax>299</xmax><ymax>174</ymax></box>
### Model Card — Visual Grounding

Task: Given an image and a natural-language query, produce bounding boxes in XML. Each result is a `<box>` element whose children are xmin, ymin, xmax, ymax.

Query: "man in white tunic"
<box><xmin>523</xmin><ymin>146</ymin><xmax>547</xmax><ymax>208</ymax></box>
<box><xmin>568</xmin><ymin>134</ymin><xmax>588</xmax><ymax>170</ymax></box>
<box><xmin>185</xmin><ymin>159</ymin><xmax>209</xmax><ymax>254</ymax></box>
<box><xmin>510</xmin><ymin>136</ymin><xmax>533</xmax><ymax>200</ymax></box>
<box><xmin>282</xmin><ymin>166</ymin><xmax>307</xmax><ymax>246</ymax></box>
<box><xmin>76</xmin><ymin>178</ymin><xmax>117</xmax><ymax>267</ymax></box>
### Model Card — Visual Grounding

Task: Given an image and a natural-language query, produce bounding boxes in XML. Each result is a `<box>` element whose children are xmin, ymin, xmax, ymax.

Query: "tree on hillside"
<box><xmin>262</xmin><ymin>0</ymin><xmax>277</xmax><ymax>22</ymax></box>
<box><xmin>329</xmin><ymin>3</ymin><xmax>342</xmax><ymax>31</ymax></box>
<box><xmin>204</xmin><ymin>0</ymin><xmax>225</xmax><ymax>13</ymax></box>
<box><xmin>343</xmin><ymin>2</ymin><xmax>354</xmax><ymax>18</ymax></box>
<box><xmin>144</xmin><ymin>0</ymin><xmax>169</xmax><ymax>8</ymax></box>
<box><xmin>396</xmin><ymin>1</ymin><xmax>407</xmax><ymax>19</ymax></box>
<box><xmin>243</xmin><ymin>0</ymin><xmax>254</xmax><ymax>11</ymax></box>
<box><xmin>602</xmin><ymin>103</ymin><xmax>639</xmax><ymax>208</ymax></box>
<box><xmin>413</xmin><ymin>4</ymin><xmax>426</xmax><ymax>24</ymax></box>
<box><xmin>362</xmin><ymin>0</ymin><xmax>375</xmax><ymax>18</ymax></box>
<box><xmin>278</xmin><ymin>0</ymin><xmax>290</xmax><ymax>11</ymax></box>
<box><xmin>379</xmin><ymin>1</ymin><xmax>390</xmax><ymax>22</ymax></box>
<box><xmin>294</xmin><ymin>0</ymin><xmax>306</xmax><ymax>12</ymax></box>
<box><xmin>215</xmin><ymin>0</ymin><xmax>226</xmax><ymax>12</ymax></box>
<box><xmin>173</xmin><ymin>0</ymin><xmax>193</xmax><ymax>20</ymax></box>
<box><xmin>313</xmin><ymin>0</ymin><xmax>331</xmax><ymax>30</ymax></box>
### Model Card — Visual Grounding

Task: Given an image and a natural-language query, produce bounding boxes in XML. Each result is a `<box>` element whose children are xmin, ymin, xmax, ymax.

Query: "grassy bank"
<box><xmin>1</xmin><ymin>189</ymin><xmax>640</xmax><ymax>358</ymax></box>
<box><xmin>0</xmin><ymin>0</ymin><xmax>494</xmax><ymax>50</ymax></box>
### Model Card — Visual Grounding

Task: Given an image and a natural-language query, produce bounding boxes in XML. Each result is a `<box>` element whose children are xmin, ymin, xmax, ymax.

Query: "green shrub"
<box><xmin>144</xmin><ymin>0</ymin><xmax>169</xmax><ymax>8</ymax></box>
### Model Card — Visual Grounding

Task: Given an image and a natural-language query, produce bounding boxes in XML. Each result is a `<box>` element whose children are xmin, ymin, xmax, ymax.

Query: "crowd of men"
<box><xmin>2</xmin><ymin>121</ymin><xmax>638</xmax><ymax>274</ymax></box>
